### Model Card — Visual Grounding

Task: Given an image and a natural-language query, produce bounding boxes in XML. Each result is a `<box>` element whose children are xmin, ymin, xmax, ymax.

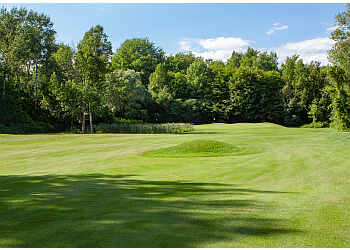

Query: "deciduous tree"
<box><xmin>75</xmin><ymin>25</ymin><xmax>112</xmax><ymax>133</ymax></box>
<box><xmin>111</xmin><ymin>38</ymin><xmax>165</xmax><ymax>87</ymax></box>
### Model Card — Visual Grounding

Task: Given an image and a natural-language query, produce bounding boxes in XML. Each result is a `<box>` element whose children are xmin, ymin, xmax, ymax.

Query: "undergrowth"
<box><xmin>94</xmin><ymin>123</ymin><xmax>194</xmax><ymax>134</ymax></box>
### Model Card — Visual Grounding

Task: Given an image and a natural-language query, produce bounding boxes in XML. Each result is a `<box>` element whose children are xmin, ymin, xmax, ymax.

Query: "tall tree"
<box><xmin>111</xmin><ymin>38</ymin><xmax>165</xmax><ymax>87</ymax></box>
<box><xmin>0</xmin><ymin>6</ymin><xmax>56</xmax><ymax>126</ymax></box>
<box><xmin>103</xmin><ymin>69</ymin><xmax>152</xmax><ymax>122</ymax></box>
<box><xmin>327</xmin><ymin>4</ymin><xmax>350</xmax><ymax>130</ymax></box>
<box><xmin>52</xmin><ymin>44</ymin><xmax>76</xmax><ymax>83</ymax></box>
<box><xmin>75</xmin><ymin>25</ymin><xmax>112</xmax><ymax>133</ymax></box>
<box><xmin>186</xmin><ymin>60</ymin><xmax>210</xmax><ymax>99</ymax></box>
<box><xmin>327</xmin><ymin>66</ymin><xmax>350</xmax><ymax>130</ymax></box>
<box><xmin>207</xmin><ymin>61</ymin><xmax>231</xmax><ymax>121</ymax></box>
<box><xmin>164</xmin><ymin>52</ymin><xmax>198</xmax><ymax>74</ymax></box>
<box><xmin>226</xmin><ymin>51</ymin><xmax>243</xmax><ymax>69</ymax></box>
<box><xmin>328</xmin><ymin>3</ymin><xmax>350</xmax><ymax>78</ymax></box>
<box><xmin>229</xmin><ymin>66</ymin><xmax>283</xmax><ymax>123</ymax></box>
<box><xmin>0</xmin><ymin>7</ymin><xmax>27</xmax><ymax>100</ymax></box>
<box><xmin>148</xmin><ymin>63</ymin><xmax>174</xmax><ymax>120</ymax></box>
<box><xmin>240</xmin><ymin>47</ymin><xmax>260</xmax><ymax>69</ymax></box>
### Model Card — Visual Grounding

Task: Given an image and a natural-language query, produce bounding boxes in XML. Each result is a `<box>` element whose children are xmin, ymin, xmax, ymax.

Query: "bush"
<box><xmin>301</xmin><ymin>121</ymin><xmax>329</xmax><ymax>128</ymax></box>
<box><xmin>94</xmin><ymin>123</ymin><xmax>193</xmax><ymax>134</ymax></box>
<box><xmin>113</xmin><ymin>118</ymin><xmax>143</xmax><ymax>124</ymax></box>
<box><xmin>0</xmin><ymin>121</ymin><xmax>55</xmax><ymax>134</ymax></box>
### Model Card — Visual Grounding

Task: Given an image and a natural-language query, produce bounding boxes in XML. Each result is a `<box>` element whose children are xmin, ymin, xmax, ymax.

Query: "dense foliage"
<box><xmin>1</xmin><ymin>5</ymin><xmax>350</xmax><ymax>133</ymax></box>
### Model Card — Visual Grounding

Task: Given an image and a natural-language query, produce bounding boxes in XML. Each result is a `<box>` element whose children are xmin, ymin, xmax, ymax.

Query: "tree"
<box><xmin>328</xmin><ymin>3</ymin><xmax>350</xmax><ymax>78</ymax></box>
<box><xmin>111</xmin><ymin>38</ymin><xmax>165</xmax><ymax>87</ymax></box>
<box><xmin>0</xmin><ymin>7</ymin><xmax>28</xmax><ymax>100</ymax></box>
<box><xmin>327</xmin><ymin>66</ymin><xmax>350</xmax><ymax>130</ymax></box>
<box><xmin>281</xmin><ymin>56</ymin><xmax>306</xmax><ymax>126</ymax></box>
<box><xmin>207</xmin><ymin>61</ymin><xmax>231</xmax><ymax>121</ymax></box>
<box><xmin>240</xmin><ymin>47</ymin><xmax>260</xmax><ymax>69</ymax></box>
<box><xmin>256</xmin><ymin>51</ymin><xmax>279</xmax><ymax>72</ymax></box>
<box><xmin>226</xmin><ymin>51</ymin><xmax>243</xmax><ymax>69</ymax></box>
<box><xmin>103</xmin><ymin>69</ymin><xmax>152</xmax><ymax>122</ymax></box>
<box><xmin>327</xmin><ymin>4</ymin><xmax>350</xmax><ymax>130</ymax></box>
<box><xmin>0</xmin><ymin>6</ymin><xmax>57</xmax><ymax>133</ymax></box>
<box><xmin>52</xmin><ymin>44</ymin><xmax>76</xmax><ymax>83</ymax></box>
<box><xmin>41</xmin><ymin>44</ymin><xmax>77</xmax><ymax>127</ymax></box>
<box><xmin>261</xmin><ymin>70</ymin><xmax>284</xmax><ymax>123</ymax></box>
<box><xmin>75</xmin><ymin>25</ymin><xmax>112</xmax><ymax>133</ymax></box>
<box><xmin>148</xmin><ymin>63</ymin><xmax>174</xmax><ymax>121</ymax></box>
<box><xmin>12</xmin><ymin>9</ymin><xmax>56</xmax><ymax>111</ymax></box>
<box><xmin>229</xmin><ymin>67</ymin><xmax>283</xmax><ymax>123</ymax></box>
<box><xmin>164</xmin><ymin>52</ymin><xmax>198</xmax><ymax>74</ymax></box>
<box><xmin>281</xmin><ymin>56</ymin><xmax>330</xmax><ymax>126</ymax></box>
<box><xmin>186</xmin><ymin>60</ymin><xmax>210</xmax><ymax>99</ymax></box>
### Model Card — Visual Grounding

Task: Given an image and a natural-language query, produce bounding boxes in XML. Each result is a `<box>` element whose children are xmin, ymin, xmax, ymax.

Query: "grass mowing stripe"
<box><xmin>0</xmin><ymin>123</ymin><xmax>349</xmax><ymax>247</ymax></box>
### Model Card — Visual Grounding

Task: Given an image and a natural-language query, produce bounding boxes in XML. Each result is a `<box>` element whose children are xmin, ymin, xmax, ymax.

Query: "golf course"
<box><xmin>0</xmin><ymin>123</ymin><xmax>349</xmax><ymax>247</ymax></box>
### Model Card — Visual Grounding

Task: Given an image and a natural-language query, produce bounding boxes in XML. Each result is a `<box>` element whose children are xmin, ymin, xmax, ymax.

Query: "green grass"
<box><xmin>0</xmin><ymin>123</ymin><xmax>349</xmax><ymax>247</ymax></box>
<box><xmin>142</xmin><ymin>139</ymin><xmax>255</xmax><ymax>157</ymax></box>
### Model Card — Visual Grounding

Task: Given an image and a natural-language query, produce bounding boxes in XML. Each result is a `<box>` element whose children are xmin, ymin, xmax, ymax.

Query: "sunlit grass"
<box><xmin>0</xmin><ymin>123</ymin><xmax>349</xmax><ymax>247</ymax></box>
<box><xmin>142</xmin><ymin>139</ymin><xmax>252</xmax><ymax>157</ymax></box>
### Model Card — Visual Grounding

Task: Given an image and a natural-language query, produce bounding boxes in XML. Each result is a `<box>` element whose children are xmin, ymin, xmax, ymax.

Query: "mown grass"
<box><xmin>142</xmin><ymin>139</ymin><xmax>255</xmax><ymax>157</ymax></box>
<box><xmin>0</xmin><ymin>123</ymin><xmax>349</xmax><ymax>247</ymax></box>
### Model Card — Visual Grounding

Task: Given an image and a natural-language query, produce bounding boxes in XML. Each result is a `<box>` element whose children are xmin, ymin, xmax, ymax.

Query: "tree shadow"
<box><xmin>0</xmin><ymin>174</ymin><xmax>300</xmax><ymax>247</ymax></box>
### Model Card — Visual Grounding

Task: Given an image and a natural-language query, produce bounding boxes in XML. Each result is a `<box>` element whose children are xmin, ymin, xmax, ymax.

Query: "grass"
<box><xmin>0</xmin><ymin>123</ymin><xmax>349</xmax><ymax>247</ymax></box>
<box><xmin>142</xmin><ymin>139</ymin><xmax>256</xmax><ymax>157</ymax></box>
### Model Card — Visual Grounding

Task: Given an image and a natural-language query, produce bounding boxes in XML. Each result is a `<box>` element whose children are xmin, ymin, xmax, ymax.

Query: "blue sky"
<box><xmin>1</xmin><ymin>2</ymin><xmax>347</xmax><ymax>65</ymax></box>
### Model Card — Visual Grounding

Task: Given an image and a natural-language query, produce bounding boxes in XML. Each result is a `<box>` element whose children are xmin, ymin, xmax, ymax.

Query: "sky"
<box><xmin>1</xmin><ymin>2</ymin><xmax>348</xmax><ymax>66</ymax></box>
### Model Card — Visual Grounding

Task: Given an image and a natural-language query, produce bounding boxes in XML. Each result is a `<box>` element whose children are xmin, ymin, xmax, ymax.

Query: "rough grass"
<box><xmin>0</xmin><ymin>123</ymin><xmax>349</xmax><ymax>247</ymax></box>
<box><xmin>94</xmin><ymin>122</ymin><xmax>194</xmax><ymax>134</ymax></box>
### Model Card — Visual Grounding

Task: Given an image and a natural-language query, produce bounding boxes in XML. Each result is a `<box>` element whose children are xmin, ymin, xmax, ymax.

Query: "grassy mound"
<box><xmin>142</xmin><ymin>139</ymin><xmax>249</xmax><ymax>157</ymax></box>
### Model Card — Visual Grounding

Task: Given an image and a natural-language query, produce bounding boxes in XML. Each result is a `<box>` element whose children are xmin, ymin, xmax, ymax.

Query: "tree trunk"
<box><xmin>34</xmin><ymin>59</ymin><xmax>39</xmax><ymax>111</ymax></box>
<box><xmin>17</xmin><ymin>74</ymin><xmax>21</xmax><ymax>100</ymax></box>
<box><xmin>25</xmin><ymin>61</ymin><xmax>31</xmax><ymax>91</ymax></box>
<box><xmin>82</xmin><ymin>112</ymin><xmax>86</xmax><ymax>134</ymax></box>
<box><xmin>89</xmin><ymin>104</ymin><xmax>94</xmax><ymax>134</ymax></box>
<box><xmin>2</xmin><ymin>72</ymin><xmax>5</xmax><ymax>101</ymax></box>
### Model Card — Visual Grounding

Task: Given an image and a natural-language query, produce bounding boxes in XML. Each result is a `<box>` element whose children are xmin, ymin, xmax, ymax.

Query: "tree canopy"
<box><xmin>1</xmin><ymin>5</ymin><xmax>350</xmax><ymax>133</ymax></box>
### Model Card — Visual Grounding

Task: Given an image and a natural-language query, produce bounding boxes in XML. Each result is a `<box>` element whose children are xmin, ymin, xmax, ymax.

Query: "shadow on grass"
<box><xmin>0</xmin><ymin>174</ymin><xmax>299</xmax><ymax>247</ymax></box>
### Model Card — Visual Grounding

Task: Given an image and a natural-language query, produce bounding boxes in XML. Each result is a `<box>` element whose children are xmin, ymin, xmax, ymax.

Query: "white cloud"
<box><xmin>267</xmin><ymin>24</ymin><xmax>289</xmax><ymax>35</ymax></box>
<box><xmin>178</xmin><ymin>39</ymin><xmax>192</xmax><ymax>51</ymax></box>
<box><xmin>179</xmin><ymin>36</ymin><xmax>334</xmax><ymax>66</ymax></box>
<box><xmin>326</xmin><ymin>25</ymin><xmax>339</xmax><ymax>33</ymax></box>
<box><xmin>178</xmin><ymin>37</ymin><xmax>253</xmax><ymax>61</ymax></box>
<box><xmin>270</xmin><ymin>37</ymin><xmax>334</xmax><ymax>65</ymax></box>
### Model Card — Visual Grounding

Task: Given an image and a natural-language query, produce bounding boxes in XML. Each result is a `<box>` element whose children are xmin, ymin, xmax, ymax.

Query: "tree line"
<box><xmin>1</xmin><ymin>5</ymin><xmax>350</xmax><ymax>133</ymax></box>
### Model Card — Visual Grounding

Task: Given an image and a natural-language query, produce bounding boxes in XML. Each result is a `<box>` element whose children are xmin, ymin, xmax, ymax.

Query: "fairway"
<box><xmin>0</xmin><ymin>123</ymin><xmax>349</xmax><ymax>247</ymax></box>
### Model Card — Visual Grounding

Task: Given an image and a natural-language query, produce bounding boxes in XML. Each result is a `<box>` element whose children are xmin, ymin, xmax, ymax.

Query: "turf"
<box><xmin>0</xmin><ymin>123</ymin><xmax>349</xmax><ymax>247</ymax></box>
<box><xmin>142</xmin><ymin>139</ymin><xmax>253</xmax><ymax>157</ymax></box>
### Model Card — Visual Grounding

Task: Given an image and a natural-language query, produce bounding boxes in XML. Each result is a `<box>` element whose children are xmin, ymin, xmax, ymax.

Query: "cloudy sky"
<box><xmin>1</xmin><ymin>2</ymin><xmax>347</xmax><ymax>66</ymax></box>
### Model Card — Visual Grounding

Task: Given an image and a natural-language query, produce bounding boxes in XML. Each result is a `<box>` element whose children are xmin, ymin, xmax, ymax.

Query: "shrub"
<box><xmin>301</xmin><ymin>121</ymin><xmax>329</xmax><ymax>128</ymax></box>
<box><xmin>94</xmin><ymin>123</ymin><xmax>193</xmax><ymax>134</ymax></box>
